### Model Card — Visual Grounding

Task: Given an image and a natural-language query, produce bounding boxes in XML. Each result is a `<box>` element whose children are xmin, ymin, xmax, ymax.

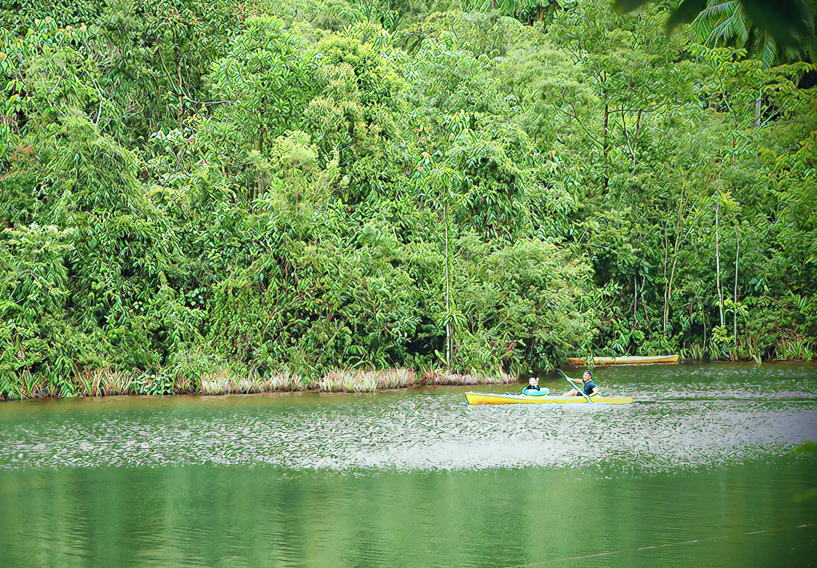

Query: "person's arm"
<box><xmin>589</xmin><ymin>386</ymin><xmax>599</xmax><ymax>396</ymax></box>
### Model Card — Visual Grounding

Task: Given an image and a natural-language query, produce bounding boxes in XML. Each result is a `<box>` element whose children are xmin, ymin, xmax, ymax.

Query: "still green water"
<box><xmin>1</xmin><ymin>363</ymin><xmax>816</xmax><ymax>567</ymax></box>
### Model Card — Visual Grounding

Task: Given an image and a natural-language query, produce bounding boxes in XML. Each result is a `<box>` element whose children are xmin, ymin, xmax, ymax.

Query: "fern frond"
<box><xmin>704</xmin><ymin>10</ymin><xmax>748</xmax><ymax>46</ymax></box>
<box><xmin>757</xmin><ymin>33</ymin><xmax>777</xmax><ymax>69</ymax></box>
<box><xmin>698</xmin><ymin>1</ymin><xmax>739</xmax><ymax>20</ymax></box>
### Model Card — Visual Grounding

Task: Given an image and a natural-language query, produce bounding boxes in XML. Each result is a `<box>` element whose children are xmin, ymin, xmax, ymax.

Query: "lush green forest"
<box><xmin>1</xmin><ymin>0</ymin><xmax>815</xmax><ymax>398</ymax></box>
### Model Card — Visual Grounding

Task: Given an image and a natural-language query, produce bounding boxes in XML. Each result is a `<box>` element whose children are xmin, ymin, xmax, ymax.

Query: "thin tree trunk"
<box><xmin>662</xmin><ymin>225</ymin><xmax>669</xmax><ymax>329</ymax></box>
<box><xmin>663</xmin><ymin>180</ymin><xmax>687</xmax><ymax>334</ymax></box>
<box><xmin>715</xmin><ymin>190</ymin><xmax>724</xmax><ymax>328</ymax></box>
<box><xmin>640</xmin><ymin>277</ymin><xmax>648</xmax><ymax>324</ymax></box>
<box><xmin>175</xmin><ymin>47</ymin><xmax>184</xmax><ymax>119</ymax></box>
<box><xmin>444</xmin><ymin>202</ymin><xmax>451</xmax><ymax>367</ymax></box>
<box><xmin>733</xmin><ymin>230</ymin><xmax>739</xmax><ymax>360</ymax></box>
<box><xmin>665</xmin><ymin>256</ymin><xmax>680</xmax><ymax>334</ymax></box>
<box><xmin>633</xmin><ymin>109</ymin><xmax>642</xmax><ymax>168</ymax></box>
<box><xmin>627</xmin><ymin>274</ymin><xmax>638</xmax><ymax>355</ymax></box>
<box><xmin>603</xmin><ymin>100</ymin><xmax>609</xmax><ymax>191</ymax></box>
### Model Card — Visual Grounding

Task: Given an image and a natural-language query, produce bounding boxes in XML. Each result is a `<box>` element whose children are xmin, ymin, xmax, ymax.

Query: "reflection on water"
<box><xmin>0</xmin><ymin>363</ymin><xmax>815</xmax><ymax>567</ymax></box>
<box><xmin>0</xmin><ymin>461</ymin><xmax>815</xmax><ymax>568</ymax></box>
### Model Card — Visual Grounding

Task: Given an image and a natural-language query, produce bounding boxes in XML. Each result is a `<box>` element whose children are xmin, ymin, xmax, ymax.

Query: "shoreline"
<box><xmin>0</xmin><ymin>367</ymin><xmax>518</xmax><ymax>402</ymax></box>
<box><xmin>4</xmin><ymin>358</ymin><xmax>814</xmax><ymax>402</ymax></box>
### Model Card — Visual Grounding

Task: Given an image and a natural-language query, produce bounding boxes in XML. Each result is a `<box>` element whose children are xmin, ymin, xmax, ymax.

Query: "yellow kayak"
<box><xmin>465</xmin><ymin>392</ymin><xmax>634</xmax><ymax>405</ymax></box>
<box><xmin>567</xmin><ymin>354</ymin><xmax>679</xmax><ymax>366</ymax></box>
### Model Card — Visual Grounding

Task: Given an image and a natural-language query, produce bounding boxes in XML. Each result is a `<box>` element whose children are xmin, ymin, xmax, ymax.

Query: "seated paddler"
<box><xmin>564</xmin><ymin>370</ymin><xmax>598</xmax><ymax>397</ymax></box>
<box><xmin>521</xmin><ymin>376</ymin><xmax>540</xmax><ymax>394</ymax></box>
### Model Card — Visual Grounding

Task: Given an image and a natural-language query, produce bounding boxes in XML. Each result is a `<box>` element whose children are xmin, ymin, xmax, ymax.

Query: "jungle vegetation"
<box><xmin>1</xmin><ymin>0</ymin><xmax>815</xmax><ymax>398</ymax></box>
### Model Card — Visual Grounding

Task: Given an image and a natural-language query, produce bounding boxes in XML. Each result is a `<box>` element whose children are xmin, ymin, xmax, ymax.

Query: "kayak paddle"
<box><xmin>556</xmin><ymin>368</ymin><xmax>593</xmax><ymax>403</ymax></box>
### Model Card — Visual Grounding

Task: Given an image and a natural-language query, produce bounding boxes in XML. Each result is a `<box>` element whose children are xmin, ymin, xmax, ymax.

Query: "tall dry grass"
<box><xmin>314</xmin><ymin>368</ymin><xmax>417</xmax><ymax>393</ymax></box>
<box><xmin>420</xmin><ymin>368</ymin><xmax>515</xmax><ymax>386</ymax></box>
<box><xmin>262</xmin><ymin>370</ymin><xmax>306</xmax><ymax>392</ymax></box>
<box><xmin>2</xmin><ymin>365</ymin><xmax>513</xmax><ymax>400</ymax></box>
<box><xmin>75</xmin><ymin>369</ymin><xmax>134</xmax><ymax>396</ymax></box>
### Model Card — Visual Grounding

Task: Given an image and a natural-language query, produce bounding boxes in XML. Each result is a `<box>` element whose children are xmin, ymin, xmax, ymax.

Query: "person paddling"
<box><xmin>522</xmin><ymin>376</ymin><xmax>541</xmax><ymax>394</ymax></box>
<box><xmin>564</xmin><ymin>370</ymin><xmax>598</xmax><ymax>397</ymax></box>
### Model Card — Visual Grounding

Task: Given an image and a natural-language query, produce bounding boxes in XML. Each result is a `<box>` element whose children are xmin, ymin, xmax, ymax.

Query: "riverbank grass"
<box><xmin>0</xmin><ymin>367</ymin><xmax>516</xmax><ymax>401</ymax></box>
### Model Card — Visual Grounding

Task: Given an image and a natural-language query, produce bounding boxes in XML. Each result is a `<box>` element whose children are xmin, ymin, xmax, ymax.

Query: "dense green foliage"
<box><xmin>1</xmin><ymin>0</ymin><xmax>815</xmax><ymax>398</ymax></box>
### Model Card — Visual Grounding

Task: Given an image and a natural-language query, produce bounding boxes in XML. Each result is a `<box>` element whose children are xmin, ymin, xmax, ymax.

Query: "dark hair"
<box><xmin>583</xmin><ymin>370</ymin><xmax>592</xmax><ymax>377</ymax></box>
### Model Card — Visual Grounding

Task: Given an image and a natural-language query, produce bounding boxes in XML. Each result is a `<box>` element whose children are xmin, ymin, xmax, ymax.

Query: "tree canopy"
<box><xmin>1</xmin><ymin>0</ymin><xmax>815</xmax><ymax>398</ymax></box>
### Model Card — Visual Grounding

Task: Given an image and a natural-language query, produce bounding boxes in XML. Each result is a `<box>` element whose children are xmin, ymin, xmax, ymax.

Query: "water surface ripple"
<box><xmin>1</xmin><ymin>363</ymin><xmax>815</xmax><ymax>472</ymax></box>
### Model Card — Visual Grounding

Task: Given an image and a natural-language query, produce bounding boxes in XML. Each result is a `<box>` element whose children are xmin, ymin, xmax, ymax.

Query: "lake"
<box><xmin>1</xmin><ymin>363</ymin><xmax>815</xmax><ymax>567</ymax></box>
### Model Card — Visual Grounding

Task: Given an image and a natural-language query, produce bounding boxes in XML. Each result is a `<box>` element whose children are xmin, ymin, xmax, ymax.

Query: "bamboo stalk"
<box><xmin>715</xmin><ymin>189</ymin><xmax>724</xmax><ymax>328</ymax></box>
<box><xmin>444</xmin><ymin>202</ymin><xmax>451</xmax><ymax>367</ymax></box>
<box><xmin>733</xmin><ymin>230</ymin><xmax>739</xmax><ymax>360</ymax></box>
<box><xmin>664</xmin><ymin>179</ymin><xmax>687</xmax><ymax>334</ymax></box>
